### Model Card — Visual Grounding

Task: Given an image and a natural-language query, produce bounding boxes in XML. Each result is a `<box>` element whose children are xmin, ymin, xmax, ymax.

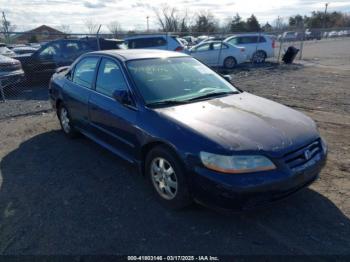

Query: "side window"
<box><xmin>250</xmin><ymin>36</ymin><xmax>259</xmax><ymax>43</ymax></box>
<box><xmin>72</xmin><ymin>57</ymin><xmax>99</xmax><ymax>89</ymax></box>
<box><xmin>258</xmin><ymin>36</ymin><xmax>266</xmax><ymax>43</ymax></box>
<box><xmin>128</xmin><ymin>37</ymin><xmax>167</xmax><ymax>48</ymax></box>
<box><xmin>238</xmin><ymin>37</ymin><xmax>253</xmax><ymax>44</ymax></box>
<box><xmin>127</xmin><ymin>40</ymin><xmax>135</xmax><ymax>49</ymax></box>
<box><xmin>62</xmin><ymin>41</ymin><xmax>81</xmax><ymax>59</ymax></box>
<box><xmin>195</xmin><ymin>43</ymin><xmax>210</xmax><ymax>51</ymax></box>
<box><xmin>213</xmin><ymin>43</ymin><xmax>228</xmax><ymax>50</ymax></box>
<box><xmin>151</xmin><ymin>37</ymin><xmax>167</xmax><ymax>47</ymax></box>
<box><xmin>228</xmin><ymin>37</ymin><xmax>239</xmax><ymax>45</ymax></box>
<box><xmin>96</xmin><ymin>58</ymin><xmax>128</xmax><ymax>97</ymax></box>
<box><xmin>38</xmin><ymin>43</ymin><xmax>60</xmax><ymax>58</ymax></box>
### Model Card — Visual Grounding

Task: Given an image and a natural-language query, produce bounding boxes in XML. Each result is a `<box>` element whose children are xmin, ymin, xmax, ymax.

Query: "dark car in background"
<box><xmin>124</xmin><ymin>35</ymin><xmax>184</xmax><ymax>52</ymax></box>
<box><xmin>14</xmin><ymin>38</ymin><xmax>125</xmax><ymax>82</ymax></box>
<box><xmin>0</xmin><ymin>55</ymin><xmax>24</xmax><ymax>100</ymax></box>
<box><xmin>305</xmin><ymin>29</ymin><xmax>322</xmax><ymax>40</ymax></box>
<box><xmin>49</xmin><ymin>49</ymin><xmax>327</xmax><ymax>210</ymax></box>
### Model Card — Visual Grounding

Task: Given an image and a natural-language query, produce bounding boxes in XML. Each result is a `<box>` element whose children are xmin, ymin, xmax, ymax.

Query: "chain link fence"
<box><xmin>1</xmin><ymin>27</ymin><xmax>350</xmax><ymax>119</ymax></box>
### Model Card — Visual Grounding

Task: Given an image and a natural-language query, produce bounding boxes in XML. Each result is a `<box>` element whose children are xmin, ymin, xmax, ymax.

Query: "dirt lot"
<box><xmin>0</xmin><ymin>40</ymin><xmax>350</xmax><ymax>256</ymax></box>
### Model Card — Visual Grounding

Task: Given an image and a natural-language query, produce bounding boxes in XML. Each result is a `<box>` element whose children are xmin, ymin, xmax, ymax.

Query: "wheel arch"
<box><xmin>140</xmin><ymin>140</ymin><xmax>182</xmax><ymax>176</ymax></box>
<box><xmin>254</xmin><ymin>49</ymin><xmax>267</xmax><ymax>57</ymax></box>
<box><xmin>223</xmin><ymin>56</ymin><xmax>237</xmax><ymax>69</ymax></box>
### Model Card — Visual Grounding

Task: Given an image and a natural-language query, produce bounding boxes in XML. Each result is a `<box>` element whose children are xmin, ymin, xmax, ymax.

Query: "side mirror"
<box><xmin>112</xmin><ymin>89</ymin><xmax>131</xmax><ymax>105</ymax></box>
<box><xmin>222</xmin><ymin>74</ymin><xmax>232</xmax><ymax>83</ymax></box>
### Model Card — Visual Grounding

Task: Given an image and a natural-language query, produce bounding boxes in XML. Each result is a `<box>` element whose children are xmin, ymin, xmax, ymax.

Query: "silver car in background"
<box><xmin>224</xmin><ymin>33</ymin><xmax>275</xmax><ymax>63</ymax></box>
<box><xmin>187</xmin><ymin>41</ymin><xmax>247</xmax><ymax>69</ymax></box>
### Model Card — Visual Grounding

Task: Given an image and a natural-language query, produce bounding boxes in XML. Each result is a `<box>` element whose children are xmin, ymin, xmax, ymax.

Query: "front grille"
<box><xmin>284</xmin><ymin>139</ymin><xmax>322</xmax><ymax>170</ymax></box>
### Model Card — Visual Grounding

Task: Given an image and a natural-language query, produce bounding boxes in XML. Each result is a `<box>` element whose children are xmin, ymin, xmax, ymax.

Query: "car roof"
<box><xmin>227</xmin><ymin>33</ymin><xmax>267</xmax><ymax>37</ymax></box>
<box><xmin>89</xmin><ymin>49</ymin><xmax>188</xmax><ymax>61</ymax></box>
<box><xmin>124</xmin><ymin>34</ymin><xmax>177</xmax><ymax>40</ymax></box>
<box><xmin>198</xmin><ymin>40</ymin><xmax>226</xmax><ymax>45</ymax></box>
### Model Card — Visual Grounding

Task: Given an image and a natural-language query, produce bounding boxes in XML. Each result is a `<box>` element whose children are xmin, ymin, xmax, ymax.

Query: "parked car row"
<box><xmin>0</xmin><ymin>32</ymin><xmax>277</xmax><ymax>91</ymax></box>
<box><xmin>277</xmin><ymin>29</ymin><xmax>350</xmax><ymax>42</ymax></box>
<box><xmin>324</xmin><ymin>30</ymin><xmax>350</xmax><ymax>38</ymax></box>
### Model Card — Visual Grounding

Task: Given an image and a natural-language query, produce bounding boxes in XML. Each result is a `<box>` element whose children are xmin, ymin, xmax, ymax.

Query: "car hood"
<box><xmin>155</xmin><ymin>92</ymin><xmax>319</xmax><ymax>155</ymax></box>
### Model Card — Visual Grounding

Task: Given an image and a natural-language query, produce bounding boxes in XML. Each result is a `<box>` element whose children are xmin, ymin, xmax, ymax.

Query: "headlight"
<box><xmin>200</xmin><ymin>152</ymin><xmax>276</xmax><ymax>174</ymax></box>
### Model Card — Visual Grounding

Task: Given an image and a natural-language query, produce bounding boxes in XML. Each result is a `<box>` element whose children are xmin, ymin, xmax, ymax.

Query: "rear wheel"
<box><xmin>223</xmin><ymin>57</ymin><xmax>237</xmax><ymax>69</ymax></box>
<box><xmin>146</xmin><ymin>146</ymin><xmax>192</xmax><ymax>209</ymax></box>
<box><xmin>58</xmin><ymin>104</ymin><xmax>79</xmax><ymax>138</ymax></box>
<box><xmin>252</xmin><ymin>51</ymin><xmax>266</xmax><ymax>63</ymax></box>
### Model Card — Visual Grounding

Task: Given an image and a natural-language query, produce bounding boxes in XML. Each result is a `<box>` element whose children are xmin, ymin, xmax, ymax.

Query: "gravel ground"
<box><xmin>0</xmin><ymin>40</ymin><xmax>349</xmax><ymax>256</ymax></box>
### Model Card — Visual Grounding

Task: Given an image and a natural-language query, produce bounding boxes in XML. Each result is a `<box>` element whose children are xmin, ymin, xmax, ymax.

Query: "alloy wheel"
<box><xmin>150</xmin><ymin>157</ymin><xmax>178</xmax><ymax>200</ymax></box>
<box><xmin>60</xmin><ymin>107</ymin><xmax>71</xmax><ymax>134</ymax></box>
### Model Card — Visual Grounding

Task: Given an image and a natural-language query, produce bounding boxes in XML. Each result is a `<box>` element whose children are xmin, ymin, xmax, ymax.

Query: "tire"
<box><xmin>252</xmin><ymin>51</ymin><xmax>266</xmax><ymax>64</ymax></box>
<box><xmin>223</xmin><ymin>57</ymin><xmax>237</xmax><ymax>69</ymax></box>
<box><xmin>145</xmin><ymin>145</ymin><xmax>192</xmax><ymax>209</ymax></box>
<box><xmin>58</xmin><ymin>104</ymin><xmax>79</xmax><ymax>138</ymax></box>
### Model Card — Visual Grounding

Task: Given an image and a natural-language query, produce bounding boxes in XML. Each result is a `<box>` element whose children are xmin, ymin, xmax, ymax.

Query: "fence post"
<box><xmin>96</xmin><ymin>25</ymin><xmax>102</xmax><ymax>51</ymax></box>
<box><xmin>277</xmin><ymin>38</ymin><xmax>283</xmax><ymax>63</ymax></box>
<box><xmin>299</xmin><ymin>27</ymin><xmax>304</xmax><ymax>60</ymax></box>
<box><xmin>0</xmin><ymin>79</ymin><xmax>5</xmax><ymax>102</ymax></box>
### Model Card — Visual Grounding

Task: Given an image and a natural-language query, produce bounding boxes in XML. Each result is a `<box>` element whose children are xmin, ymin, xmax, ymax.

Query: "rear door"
<box><xmin>191</xmin><ymin>43</ymin><xmax>215</xmax><ymax>65</ymax></box>
<box><xmin>63</xmin><ymin>56</ymin><xmax>100</xmax><ymax>129</ymax></box>
<box><xmin>228</xmin><ymin>36</ymin><xmax>259</xmax><ymax>59</ymax></box>
<box><xmin>88</xmin><ymin>57</ymin><xmax>139</xmax><ymax>161</ymax></box>
<box><xmin>29</xmin><ymin>42</ymin><xmax>62</xmax><ymax>79</ymax></box>
<box><xmin>60</xmin><ymin>40</ymin><xmax>87</xmax><ymax>65</ymax></box>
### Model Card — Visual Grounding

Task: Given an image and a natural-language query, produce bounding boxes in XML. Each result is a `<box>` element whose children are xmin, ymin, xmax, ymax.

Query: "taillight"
<box><xmin>175</xmin><ymin>46</ymin><xmax>184</xmax><ymax>52</ymax></box>
<box><xmin>272</xmin><ymin>40</ymin><xmax>276</xmax><ymax>48</ymax></box>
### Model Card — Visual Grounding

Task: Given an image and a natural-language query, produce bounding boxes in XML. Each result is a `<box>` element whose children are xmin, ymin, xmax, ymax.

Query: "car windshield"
<box><xmin>127</xmin><ymin>57</ymin><xmax>239</xmax><ymax>106</ymax></box>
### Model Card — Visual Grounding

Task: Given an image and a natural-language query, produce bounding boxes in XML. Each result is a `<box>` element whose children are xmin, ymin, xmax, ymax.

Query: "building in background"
<box><xmin>14</xmin><ymin>25</ymin><xmax>65</xmax><ymax>44</ymax></box>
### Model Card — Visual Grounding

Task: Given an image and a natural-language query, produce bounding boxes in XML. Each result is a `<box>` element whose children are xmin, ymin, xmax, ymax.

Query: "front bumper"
<box><xmin>0</xmin><ymin>70</ymin><xmax>25</xmax><ymax>87</ymax></box>
<box><xmin>191</xmin><ymin>150</ymin><xmax>327</xmax><ymax>211</ymax></box>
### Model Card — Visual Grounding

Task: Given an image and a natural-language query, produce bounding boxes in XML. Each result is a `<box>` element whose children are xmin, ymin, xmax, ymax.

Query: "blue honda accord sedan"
<box><xmin>49</xmin><ymin>49</ymin><xmax>327</xmax><ymax>210</ymax></box>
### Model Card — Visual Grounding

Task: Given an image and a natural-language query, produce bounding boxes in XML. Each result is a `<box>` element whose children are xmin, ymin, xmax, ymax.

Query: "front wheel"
<box><xmin>146</xmin><ymin>146</ymin><xmax>192</xmax><ymax>209</ymax></box>
<box><xmin>223</xmin><ymin>57</ymin><xmax>237</xmax><ymax>69</ymax></box>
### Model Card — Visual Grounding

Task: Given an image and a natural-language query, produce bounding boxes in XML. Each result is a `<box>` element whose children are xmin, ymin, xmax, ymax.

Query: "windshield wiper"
<box><xmin>147</xmin><ymin>99</ymin><xmax>189</xmax><ymax>107</ymax></box>
<box><xmin>187</xmin><ymin>91</ymin><xmax>239</xmax><ymax>102</ymax></box>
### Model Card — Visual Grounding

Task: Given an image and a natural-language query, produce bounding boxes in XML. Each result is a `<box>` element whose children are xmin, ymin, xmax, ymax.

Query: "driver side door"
<box><xmin>88</xmin><ymin>57</ymin><xmax>139</xmax><ymax>162</ymax></box>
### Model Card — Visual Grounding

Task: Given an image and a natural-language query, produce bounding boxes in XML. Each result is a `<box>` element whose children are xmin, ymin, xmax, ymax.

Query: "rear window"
<box><xmin>127</xmin><ymin>37</ymin><xmax>167</xmax><ymax>48</ymax></box>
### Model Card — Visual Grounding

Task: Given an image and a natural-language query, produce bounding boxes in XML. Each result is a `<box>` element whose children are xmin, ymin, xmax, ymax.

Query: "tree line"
<box><xmin>2</xmin><ymin>7</ymin><xmax>350</xmax><ymax>38</ymax></box>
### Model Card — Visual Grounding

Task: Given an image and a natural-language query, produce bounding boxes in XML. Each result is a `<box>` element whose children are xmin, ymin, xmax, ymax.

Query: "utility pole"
<box><xmin>323</xmin><ymin>3</ymin><xmax>329</xmax><ymax>29</ymax></box>
<box><xmin>146</xmin><ymin>16</ymin><xmax>149</xmax><ymax>32</ymax></box>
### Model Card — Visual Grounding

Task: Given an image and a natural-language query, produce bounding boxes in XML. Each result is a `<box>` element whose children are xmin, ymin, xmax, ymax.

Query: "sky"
<box><xmin>2</xmin><ymin>0</ymin><xmax>350</xmax><ymax>32</ymax></box>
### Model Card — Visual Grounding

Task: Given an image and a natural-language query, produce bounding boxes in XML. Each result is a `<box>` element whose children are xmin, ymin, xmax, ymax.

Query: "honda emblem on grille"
<box><xmin>304</xmin><ymin>149</ymin><xmax>311</xmax><ymax>160</ymax></box>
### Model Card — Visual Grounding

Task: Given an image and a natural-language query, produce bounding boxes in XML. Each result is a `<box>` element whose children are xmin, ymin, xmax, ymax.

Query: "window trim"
<box><xmin>95</xmin><ymin>57</ymin><xmax>129</xmax><ymax>98</ymax></box>
<box><xmin>71</xmin><ymin>55</ymin><xmax>100</xmax><ymax>89</ymax></box>
<box><xmin>93</xmin><ymin>55</ymin><xmax>138</xmax><ymax>110</ymax></box>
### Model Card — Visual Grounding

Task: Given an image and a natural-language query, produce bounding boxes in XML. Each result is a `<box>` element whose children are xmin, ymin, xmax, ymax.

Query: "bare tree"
<box><xmin>107</xmin><ymin>21</ymin><xmax>122</xmax><ymax>38</ymax></box>
<box><xmin>1</xmin><ymin>11</ymin><xmax>16</xmax><ymax>43</ymax></box>
<box><xmin>84</xmin><ymin>19</ymin><xmax>99</xmax><ymax>34</ymax></box>
<box><xmin>154</xmin><ymin>5</ymin><xmax>191</xmax><ymax>32</ymax></box>
<box><xmin>59</xmin><ymin>24</ymin><xmax>72</xmax><ymax>34</ymax></box>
